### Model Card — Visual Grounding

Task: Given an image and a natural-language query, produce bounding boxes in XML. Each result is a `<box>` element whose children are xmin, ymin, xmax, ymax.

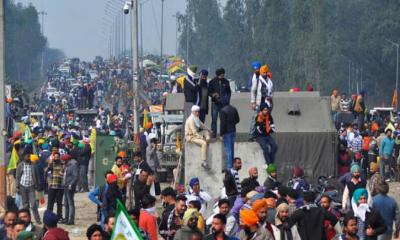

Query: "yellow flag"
<box><xmin>90</xmin><ymin>128</ymin><xmax>96</xmax><ymax>155</ymax></box>
<box><xmin>7</xmin><ymin>146</ymin><xmax>19</xmax><ymax>172</ymax></box>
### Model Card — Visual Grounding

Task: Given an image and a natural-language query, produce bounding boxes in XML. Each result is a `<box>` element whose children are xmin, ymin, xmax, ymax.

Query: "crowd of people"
<box><xmin>1</xmin><ymin>53</ymin><xmax>400</xmax><ymax>240</ymax></box>
<box><xmin>182</xmin><ymin>61</ymin><xmax>277</xmax><ymax>170</ymax></box>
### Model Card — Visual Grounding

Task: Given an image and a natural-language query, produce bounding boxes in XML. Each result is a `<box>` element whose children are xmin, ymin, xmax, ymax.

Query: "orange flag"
<box><xmin>392</xmin><ymin>89</ymin><xmax>398</xmax><ymax>108</ymax></box>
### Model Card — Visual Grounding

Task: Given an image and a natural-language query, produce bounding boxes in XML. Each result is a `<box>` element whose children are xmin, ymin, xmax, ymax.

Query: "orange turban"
<box><xmin>265</xmin><ymin>198</ymin><xmax>276</xmax><ymax>208</ymax></box>
<box><xmin>118</xmin><ymin>151</ymin><xmax>126</xmax><ymax>158</ymax></box>
<box><xmin>240</xmin><ymin>209</ymin><xmax>259</xmax><ymax>226</ymax></box>
<box><xmin>259</xmin><ymin>65</ymin><xmax>270</xmax><ymax>75</ymax></box>
<box><xmin>252</xmin><ymin>199</ymin><xmax>267</xmax><ymax>212</ymax></box>
<box><xmin>30</xmin><ymin>154</ymin><xmax>39</xmax><ymax>163</ymax></box>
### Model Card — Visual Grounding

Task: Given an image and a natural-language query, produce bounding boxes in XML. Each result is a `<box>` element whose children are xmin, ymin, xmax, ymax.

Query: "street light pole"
<box><xmin>172</xmin><ymin>13</ymin><xmax>179</xmax><ymax>56</ymax></box>
<box><xmin>131</xmin><ymin>0</ymin><xmax>139</xmax><ymax>136</ymax></box>
<box><xmin>139</xmin><ymin>0</ymin><xmax>150</xmax><ymax>68</ymax></box>
<box><xmin>38</xmin><ymin>11</ymin><xmax>47</xmax><ymax>81</ymax></box>
<box><xmin>0</xmin><ymin>0</ymin><xmax>7</xmax><ymax>211</ymax></box>
<box><xmin>385</xmin><ymin>38</ymin><xmax>400</xmax><ymax>109</ymax></box>
<box><xmin>159</xmin><ymin>0</ymin><xmax>165</xmax><ymax>79</ymax></box>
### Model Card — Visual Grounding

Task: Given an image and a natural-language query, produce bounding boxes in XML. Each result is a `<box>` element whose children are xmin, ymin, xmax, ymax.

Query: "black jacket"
<box><xmin>104</xmin><ymin>183</ymin><xmax>122</xmax><ymax>218</ymax></box>
<box><xmin>241</xmin><ymin>177</ymin><xmax>260</xmax><ymax>191</ymax></box>
<box><xmin>289</xmin><ymin>205</ymin><xmax>337</xmax><ymax>240</ymax></box>
<box><xmin>346</xmin><ymin>208</ymin><xmax>387</xmax><ymax>240</ymax></box>
<box><xmin>184</xmin><ymin>75</ymin><xmax>200</xmax><ymax>103</ymax></box>
<box><xmin>133</xmin><ymin>179</ymin><xmax>151</xmax><ymax>208</ymax></box>
<box><xmin>223</xmin><ymin>169</ymin><xmax>238</xmax><ymax>196</ymax></box>
<box><xmin>220</xmin><ymin>104</ymin><xmax>240</xmax><ymax>136</ymax></box>
<box><xmin>159</xmin><ymin>208</ymin><xmax>183</xmax><ymax>240</ymax></box>
<box><xmin>208</xmin><ymin>77</ymin><xmax>231</xmax><ymax>106</ymax></box>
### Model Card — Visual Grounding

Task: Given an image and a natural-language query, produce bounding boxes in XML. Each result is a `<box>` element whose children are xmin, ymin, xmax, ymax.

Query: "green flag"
<box><xmin>111</xmin><ymin>199</ymin><xmax>143</xmax><ymax>240</ymax></box>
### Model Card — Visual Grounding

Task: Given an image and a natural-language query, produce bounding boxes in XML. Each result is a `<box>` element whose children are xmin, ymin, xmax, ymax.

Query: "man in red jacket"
<box><xmin>42</xmin><ymin>210</ymin><xmax>69</xmax><ymax>240</ymax></box>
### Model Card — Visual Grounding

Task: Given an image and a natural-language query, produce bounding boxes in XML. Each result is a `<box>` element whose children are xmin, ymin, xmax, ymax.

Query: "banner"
<box><xmin>111</xmin><ymin>199</ymin><xmax>143</xmax><ymax>240</ymax></box>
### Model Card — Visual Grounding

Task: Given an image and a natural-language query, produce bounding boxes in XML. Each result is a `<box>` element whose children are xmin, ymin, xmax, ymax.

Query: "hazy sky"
<box><xmin>16</xmin><ymin>0</ymin><xmax>187</xmax><ymax>61</ymax></box>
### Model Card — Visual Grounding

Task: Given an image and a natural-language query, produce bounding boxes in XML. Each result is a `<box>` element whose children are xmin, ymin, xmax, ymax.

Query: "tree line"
<box><xmin>178</xmin><ymin>0</ymin><xmax>400</xmax><ymax>104</ymax></box>
<box><xmin>5</xmin><ymin>0</ymin><xmax>65</xmax><ymax>93</ymax></box>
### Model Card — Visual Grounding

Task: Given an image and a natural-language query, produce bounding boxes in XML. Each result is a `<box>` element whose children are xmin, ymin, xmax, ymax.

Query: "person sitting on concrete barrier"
<box><xmin>255</xmin><ymin>103</ymin><xmax>277</xmax><ymax>166</ymax></box>
<box><xmin>249</xmin><ymin>64</ymin><xmax>273</xmax><ymax>141</ymax></box>
<box><xmin>185</xmin><ymin>105</ymin><xmax>212</xmax><ymax>170</ymax></box>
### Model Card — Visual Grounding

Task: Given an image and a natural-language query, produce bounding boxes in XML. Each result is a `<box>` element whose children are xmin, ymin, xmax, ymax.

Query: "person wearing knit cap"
<box><xmin>184</xmin><ymin>104</ymin><xmax>212</xmax><ymax>170</ymax></box>
<box><xmin>271</xmin><ymin>203</ymin><xmax>301</xmax><ymax>240</ymax></box>
<box><xmin>208</xmin><ymin>67</ymin><xmax>231</xmax><ymax>138</ymax></box>
<box><xmin>255</xmin><ymin>103</ymin><xmax>277</xmax><ymax>166</ymax></box>
<box><xmin>263</xmin><ymin>163</ymin><xmax>281</xmax><ymax>191</ymax></box>
<box><xmin>42</xmin><ymin>210</ymin><xmax>69</xmax><ymax>240</ymax></box>
<box><xmin>186</xmin><ymin>177</ymin><xmax>211</xmax><ymax>216</ymax></box>
<box><xmin>184</xmin><ymin>65</ymin><xmax>200</xmax><ymax>118</ymax></box>
<box><xmin>342</xmin><ymin>163</ymin><xmax>369</xmax><ymax>211</ymax></box>
<box><xmin>249</xmin><ymin>64</ymin><xmax>273</xmax><ymax>140</ymax></box>
<box><xmin>372</xmin><ymin>181</ymin><xmax>398</xmax><ymax>239</ymax></box>
<box><xmin>346</xmin><ymin>188</ymin><xmax>387</xmax><ymax>239</ymax></box>
<box><xmin>368</xmin><ymin>161</ymin><xmax>384</xmax><ymax>197</ymax></box>
<box><xmin>46</xmin><ymin>152</ymin><xmax>64</xmax><ymax>220</ymax></box>
<box><xmin>61</xmin><ymin>151</ymin><xmax>79</xmax><ymax>225</ymax></box>
<box><xmin>198</xmin><ymin>69</ymin><xmax>209</xmax><ymax>123</ymax></box>
<box><xmin>239</xmin><ymin>209</ymin><xmax>273</xmax><ymax>240</ymax></box>
<box><xmin>174</xmin><ymin>208</ymin><xmax>203</xmax><ymax>240</ymax></box>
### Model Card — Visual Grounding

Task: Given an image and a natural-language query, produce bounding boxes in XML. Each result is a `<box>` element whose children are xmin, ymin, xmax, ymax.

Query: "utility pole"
<box><xmin>348</xmin><ymin>60</ymin><xmax>351</xmax><ymax>95</ymax></box>
<box><xmin>0</xmin><ymin>0</ymin><xmax>7</xmax><ymax>210</ymax></box>
<box><xmin>186</xmin><ymin>15</ymin><xmax>189</xmax><ymax>65</ymax></box>
<box><xmin>131</xmin><ymin>0</ymin><xmax>139</xmax><ymax>136</ymax></box>
<box><xmin>38</xmin><ymin>11</ymin><xmax>47</xmax><ymax>81</ymax></box>
<box><xmin>139</xmin><ymin>0</ymin><xmax>150</xmax><ymax>68</ymax></box>
<box><xmin>172</xmin><ymin>13</ymin><xmax>179</xmax><ymax>56</ymax></box>
<box><xmin>159</xmin><ymin>0</ymin><xmax>165</xmax><ymax>79</ymax></box>
<box><xmin>385</xmin><ymin>38</ymin><xmax>399</xmax><ymax>110</ymax></box>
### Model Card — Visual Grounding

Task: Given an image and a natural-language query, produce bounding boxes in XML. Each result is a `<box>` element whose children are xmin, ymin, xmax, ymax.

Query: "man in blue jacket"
<box><xmin>372</xmin><ymin>181</ymin><xmax>399</xmax><ymax>240</ymax></box>
<box><xmin>379</xmin><ymin>129</ymin><xmax>395</xmax><ymax>180</ymax></box>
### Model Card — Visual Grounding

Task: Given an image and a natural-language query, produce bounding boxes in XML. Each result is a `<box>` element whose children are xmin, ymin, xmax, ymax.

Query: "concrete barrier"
<box><xmin>184</xmin><ymin>140</ymin><xmax>267</xmax><ymax>212</ymax></box>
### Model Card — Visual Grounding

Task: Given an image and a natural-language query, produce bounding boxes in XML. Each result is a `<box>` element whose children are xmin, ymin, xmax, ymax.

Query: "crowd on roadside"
<box><xmin>1</xmin><ymin>54</ymin><xmax>400</xmax><ymax>240</ymax></box>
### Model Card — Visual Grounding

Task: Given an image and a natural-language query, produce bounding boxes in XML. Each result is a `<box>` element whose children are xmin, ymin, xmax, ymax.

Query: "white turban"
<box><xmin>191</xmin><ymin>105</ymin><xmax>200</xmax><ymax>112</ymax></box>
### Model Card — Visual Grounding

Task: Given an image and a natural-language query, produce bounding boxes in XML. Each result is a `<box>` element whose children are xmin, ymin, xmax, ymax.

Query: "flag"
<box><xmin>90</xmin><ymin>128</ymin><xmax>96</xmax><ymax>155</ymax></box>
<box><xmin>7</xmin><ymin>144</ymin><xmax>19</xmax><ymax>172</ymax></box>
<box><xmin>24</xmin><ymin>125</ymin><xmax>32</xmax><ymax>143</ymax></box>
<box><xmin>111</xmin><ymin>199</ymin><xmax>143</xmax><ymax>240</ymax></box>
<box><xmin>175</xmin><ymin>134</ymin><xmax>181</xmax><ymax>153</ymax></box>
<box><xmin>392</xmin><ymin>89</ymin><xmax>398</xmax><ymax>108</ymax></box>
<box><xmin>142</xmin><ymin>109</ymin><xmax>149</xmax><ymax>129</ymax></box>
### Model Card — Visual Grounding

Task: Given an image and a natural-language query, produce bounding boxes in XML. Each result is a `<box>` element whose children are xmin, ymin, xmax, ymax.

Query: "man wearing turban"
<box><xmin>239</xmin><ymin>209</ymin><xmax>273</xmax><ymax>240</ymax></box>
<box><xmin>272</xmin><ymin>203</ymin><xmax>301</xmax><ymax>240</ymax></box>
<box><xmin>173</xmin><ymin>208</ymin><xmax>203</xmax><ymax>240</ymax></box>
